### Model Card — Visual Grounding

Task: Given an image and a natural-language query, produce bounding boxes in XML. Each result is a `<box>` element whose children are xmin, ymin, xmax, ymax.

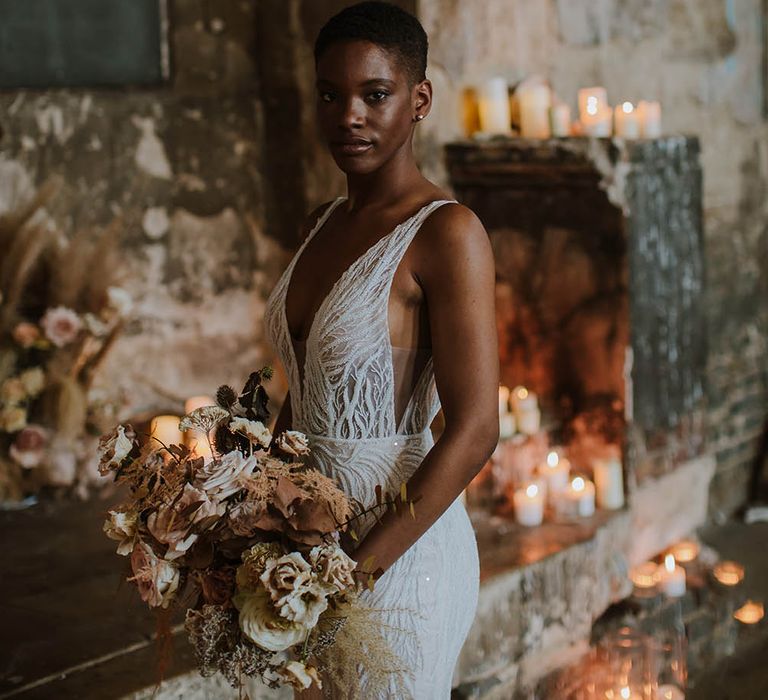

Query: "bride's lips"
<box><xmin>331</xmin><ymin>139</ymin><xmax>373</xmax><ymax>156</ymax></box>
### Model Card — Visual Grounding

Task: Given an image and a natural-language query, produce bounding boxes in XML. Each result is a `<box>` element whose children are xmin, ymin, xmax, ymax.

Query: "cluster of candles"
<box><xmin>512</xmin><ymin>448</ymin><xmax>625</xmax><ymax>527</ymax></box>
<box><xmin>474</xmin><ymin>77</ymin><xmax>662</xmax><ymax>139</ymax></box>
<box><xmin>498</xmin><ymin>385</ymin><xmax>541</xmax><ymax>438</ymax></box>
<box><xmin>630</xmin><ymin>539</ymin><xmax>765</xmax><ymax>625</ymax></box>
<box><xmin>149</xmin><ymin>395</ymin><xmax>217</xmax><ymax>460</ymax></box>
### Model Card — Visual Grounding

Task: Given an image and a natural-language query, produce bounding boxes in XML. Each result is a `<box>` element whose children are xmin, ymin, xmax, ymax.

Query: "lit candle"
<box><xmin>540</xmin><ymin>450</ymin><xmax>570</xmax><ymax>494</ymax></box>
<box><xmin>549</xmin><ymin>103</ymin><xmax>571</xmax><ymax>137</ymax></box>
<box><xmin>630</xmin><ymin>561</ymin><xmax>659</xmax><ymax>594</ymax></box>
<box><xmin>578</xmin><ymin>87</ymin><xmax>608</xmax><ymax>123</ymax></box>
<box><xmin>637</xmin><ymin>100</ymin><xmax>662</xmax><ymax>138</ymax></box>
<box><xmin>713</xmin><ymin>560</ymin><xmax>745</xmax><ymax>587</ymax></box>
<box><xmin>613</xmin><ymin>101</ymin><xmax>639</xmax><ymax>138</ymax></box>
<box><xmin>513</xmin><ymin>482</ymin><xmax>544</xmax><ymax>527</ymax></box>
<box><xmin>150</xmin><ymin>415</ymin><xmax>183</xmax><ymax>447</ymax></box>
<box><xmin>519</xmin><ymin>84</ymin><xmax>551</xmax><ymax>138</ymax></box>
<box><xmin>657</xmin><ymin>685</ymin><xmax>685</xmax><ymax>700</ymax></box>
<box><xmin>734</xmin><ymin>600</ymin><xmax>764</xmax><ymax>624</ymax></box>
<box><xmin>658</xmin><ymin>554</ymin><xmax>686</xmax><ymax>597</ymax></box>
<box><xmin>499</xmin><ymin>412</ymin><xmax>516</xmax><ymax>440</ymax></box>
<box><xmin>511</xmin><ymin>386</ymin><xmax>540</xmax><ymax>434</ymax></box>
<box><xmin>593</xmin><ymin>456</ymin><xmax>625</xmax><ymax>510</ymax></box>
<box><xmin>184</xmin><ymin>395</ymin><xmax>216</xmax><ymax>414</ymax></box>
<box><xmin>498</xmin><ymin>386</ymin><xmax>511</xmax><ymax>415</ymax></box>
<box><xmin>554</xmin><ymin>476</ymin><xmax>596</xmax><ymax>519</ymax></box>
<box><xmin>668</xmin><ymin>539</ymin><xmax>700</xmax><ymax>565</ymax></box>
<box><xmin>478</xmin><ymin>77</ymin><xmax>511</xmax><ymax>135</ymax></box>
<box><xmin>583</xmin><ymin>102</ymin><xmax>613</xmax><ymax>137</ymax></box>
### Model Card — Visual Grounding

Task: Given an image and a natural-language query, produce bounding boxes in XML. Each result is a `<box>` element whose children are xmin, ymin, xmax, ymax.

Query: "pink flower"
<box><xmin>40</xmin><ymin>306</ymin><xmax>82</xmax><ymax>348</ymax></box>
<box><xmin>130</xmin><ymin>541</ymin><xmax>180</xmax><ymax>608</ymax></box>
<box><xmin>12</xmin><ymin>322</ymin><xmax>40</xmax><ymax>348</ymax></box>
<box><xmin>9</xmin><ymin>425</ymin><xmax>49</xmax><ymax>469</ymax></box>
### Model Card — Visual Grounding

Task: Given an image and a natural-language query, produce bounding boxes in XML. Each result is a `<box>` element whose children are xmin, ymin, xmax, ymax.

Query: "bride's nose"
<box><xmin>338</xmin><ymin>96</ymin><xmax>367</xmax><ymax>129</ymax></box>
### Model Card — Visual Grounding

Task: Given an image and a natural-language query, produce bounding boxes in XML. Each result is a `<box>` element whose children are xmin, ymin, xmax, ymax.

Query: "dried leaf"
<box><xmin>350</xmin><ymin>528</ymin><xmax>358</xmax><ymax>542</ymax></box>
<box><xmin>409</xmin><ymin>501</ymin><xmax>416</xmax><ymax>519</ymax></box>
<box><xmin>361</xmin><ymin>555</ymin><xmax>376</xmax><ymax>571</ymax></box>
<box><xmin>400</xmin><ymin>482</ymin><xmax>407</xmax><ymax>502</ymax></box>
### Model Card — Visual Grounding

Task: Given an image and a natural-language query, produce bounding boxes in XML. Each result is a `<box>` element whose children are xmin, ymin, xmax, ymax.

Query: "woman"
<box><xmin>263</xmin><ymin>2</ymin><xmax>498</xmax><ymax>697</ymax></box>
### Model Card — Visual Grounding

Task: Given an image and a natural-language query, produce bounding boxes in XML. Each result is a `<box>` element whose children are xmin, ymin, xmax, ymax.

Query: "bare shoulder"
<box><xmin>413</xmin><ymin>202</ymin><xmax>492</xmax><ymax>280</ymax></box>
<box><xmin>299</xmin><ymin>199</ymin><xmax>337</xmax><ymax>241</ymax></box>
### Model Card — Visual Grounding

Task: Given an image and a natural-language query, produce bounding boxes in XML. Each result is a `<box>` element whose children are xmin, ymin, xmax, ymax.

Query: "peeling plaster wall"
<box><xmin>417</xmin><ymin>0</ymin><xmax>768</xmax><ymax>520</ymax></box>
<box><xmin>0</xmin><ymin>1</ymin><xmax>290</xmax><ymax>416</ymax></box>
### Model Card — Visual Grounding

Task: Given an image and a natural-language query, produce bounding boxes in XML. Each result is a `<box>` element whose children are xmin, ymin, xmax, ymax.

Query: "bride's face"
<box><xmin>315</xmin><ymin>40</ymin><xmax>424</xmax><ymax>174</ymax></box>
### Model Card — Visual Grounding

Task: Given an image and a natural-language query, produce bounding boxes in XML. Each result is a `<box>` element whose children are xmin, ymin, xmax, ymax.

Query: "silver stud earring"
<box><xmin>414</xmin><ymin>114</ymin><xmax>424</xmax><ymax>122</ymax></box>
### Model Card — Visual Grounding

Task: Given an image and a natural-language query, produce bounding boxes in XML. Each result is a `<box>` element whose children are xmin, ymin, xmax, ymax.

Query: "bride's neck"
<box><xmin>344</xmin><ymin>147</ymin><xmax>424</xmax><ymax>211</ymax></box>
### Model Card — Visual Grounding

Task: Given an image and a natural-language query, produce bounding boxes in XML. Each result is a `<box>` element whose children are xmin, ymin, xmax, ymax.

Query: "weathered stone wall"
<box><xmin>0</xmin><ymin>0</ymin><xmax>289</xmax><ymax>418</ymax></box>
<box><xmin>418</xmin><ymin>0</ymin><xmax>768</xmax><ymax>519</ymax></box>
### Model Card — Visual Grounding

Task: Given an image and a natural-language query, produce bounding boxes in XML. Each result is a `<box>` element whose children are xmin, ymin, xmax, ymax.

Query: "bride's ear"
<box><xmin>412</xmin><ymin>79</ymin><xmax>433</xmax><ymax>121</ymax></box>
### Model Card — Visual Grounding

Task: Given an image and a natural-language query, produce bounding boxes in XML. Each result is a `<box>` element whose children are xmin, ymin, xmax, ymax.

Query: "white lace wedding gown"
<box><xmin>264</xmin><ymin>196</ymin><xmax>480</xmax><ymax>698</ymax></box>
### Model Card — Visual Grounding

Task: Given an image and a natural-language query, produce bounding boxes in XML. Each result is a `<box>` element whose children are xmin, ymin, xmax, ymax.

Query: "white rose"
<box><xmin>194</xmin><ymin>450</ymin><xmax>258</xmax><ymax>500</ymax></box>
<box><xmin>18</xmin><ymin>368</ymin><xmax>45</xmax><ymax>398</ymax></box>
<box><xmin>104</xmin><ymin>510</ymin><xmax>138</xmax><ymax>555</ymax></box>
<box><xmin>130</xmin><ymin>541</ymin><xmax>180</xmax><ymax>609</ymax></box>
<box><xmin>309</xmin><ymin>543</ymin><xmax>357</xmax><ymax>593</ymax></box>
<box><xmin>229</xmin><ymin>417</ymin><xmax>272</xmax><ymax>449</ymax></box>
<box><xmin>276</xmin><ymin>660</ymin><xmax>323</xmax><ymax>691</ymax></box>
<box><xmin>275</xmin><ymin>430</ymin><xmax>310</xmax><ymax>456</ymax></box>
<box><xmin>260</xmin><ymin>552</ymin><xmax>328</xmax><ymax>626</ymax></box>
<box><xmin>233</xmin><ymin>585</ymin><xmax>307</xmax><ymax>652</ymax></box>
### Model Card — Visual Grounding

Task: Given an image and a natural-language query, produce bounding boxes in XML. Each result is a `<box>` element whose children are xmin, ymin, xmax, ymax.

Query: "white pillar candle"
<box><xmin>583</xmin><ymin>103</ymin><xmax>613</xmax><ymax>136</ymax></box>
<box><xmin>554</xmin><ymin>476</ymin><xmax>596</xmax><ymax>519</ymax></box>
<box><xmin>184</xmin><ymin>395</ymin><xmax>216</xmax><ymax>414</ymax></box>
<box><xmin>499</xmin><ymin>412</ymin><xmax>517</xmax><ymax>439</ymax></box>
<box><xmin>150</xmin><ymin>415</ymin><xmax>183</xmax><ymax>447</ymax></box>
<box><xmin>614</xmin><ymin>101</ymin><xmax>640</xmax><ymax>138</ymax></box>
<box><xmin>658</xmin><ymin>554</ymin><xmax>686</xmax><ymax>597</ymax></box>
<box><xmin>517</xmin><ymin>407</ymin><xmax>540</xmax><ymax>435</ymax></box>
<box><xmin>498</xmin><ymin>385</ymin><xmax>511</xmax><ymax>415</ymax></box>
<box><xmin>549</xmin><ymin>103</ymin><xmax>571</xmax><ymax>137</ymax></box>
<box><xmin>637</xmin><ymin>100</ymin><xmax>662</xmax><ymax>137</ymax></box>
<box><xmin>593</xmin><ymin>457</ymin><xmax>625</xmax><ymax>509</ymax></box>
<box><xmin>578</xmin><ymin>87</ymin><xmax>608</xmax><ymax>124</ymax></box>
<box><xmin>478</xmin><ymin>77</ymin><xmax>511</xmax><ymax>135</ymax></box>
<box><xmin>519</xmin><ymin>84</ymin><xmax>551</xmax><ymax>138</ymax></box>
<box><xmin>184</xmin><ymin>395</ymin><xmax>216</xmax><ymax>462</ymax></box>
<box><xmin>513</xmin><ymin>482</ymin><xmax>544</xmax><ymax>527</ymax></box>
<box><xmin>510</xmin><ymin>386</ymin><xmax>540</xmax><ymax>435</ymax></box>
<box><xmin>541</xmin><ymin>450</ymin><xmax>570</xmax><ymax>494</ymax></box>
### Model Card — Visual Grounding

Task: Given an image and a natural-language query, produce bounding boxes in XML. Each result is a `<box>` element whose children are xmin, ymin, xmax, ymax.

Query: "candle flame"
<box><xmin>734</xmin><ymin>600</ymin><xmax>764</xmax><ymax>624</ymax></box>
<box><xmin>546</xmin><ymin>451</ymin><xmax>559</xmax><ymax>468</ymax></box>
<box><xmin>620</xmin><ymin>687</ymin><xmax>631</xmax><ymax>700</ymax></box>
<box><xmin>664</xmin><ymin>553</ymin><xmax>675</xmax><ymax>572</ymax></box>
<box><xmin>587</xmin><ymin>100</ymin><xmax>598</xmax><ymax>116</ymax></box>
<box><xmin>525</xmin><ymin>484</ymin><xmax>539</xmax><ymax>498</ymax></box>
<box><xmin>515</xmin><ymin>386</ymin><xmax>528</xmax><ymax>399</ymax></box>
<box><xmin>714</xmin><ymin>560</ymin><xmax>745</xmax><ymax>586</ymax></box>
<box><xmin>572</xmin><ymin>476</ymin><xmax>585</xmax><ymax>491</ymax></box>
<box><xmin>622</xmin><ymin>101</ymin><xmax>634</xmax><ymax>114</ymax></box>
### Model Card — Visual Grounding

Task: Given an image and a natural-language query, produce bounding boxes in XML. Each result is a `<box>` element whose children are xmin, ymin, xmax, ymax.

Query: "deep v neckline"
<box><xmin>282</xmin><ymin>196</ymin><xmax>450</xmax><ymax>406</ymax></box>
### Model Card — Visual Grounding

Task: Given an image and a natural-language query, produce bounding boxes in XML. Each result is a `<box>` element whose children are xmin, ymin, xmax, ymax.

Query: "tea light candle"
<box><xmin>630</xmin><ymin>561</ymin><xmax>659</xmax><ymax>594</ymax></box>
<box><xmin>713</xmin><ymin>560</ymin><xmax>745</xmax><ymax>586</ymax></box>
<box><xmin>668</xmin><ymin>539</ymin><xmax>700</xmax><ymax>565</ymax></box>
<box><xmin>541</xmin><ymin>451</ymin><xmax>570</xmax><ymax>494</ymax></box>
<box><xmin>593</xmin><ymin>456</ymin><xmax>625</xmax><ymax>509</ymax></box>
<box><xmin>734</xmin><ymin>600</ymin><xmax>764</xmax><ymax>624</ymax></box>
<box><xmin>519</xmin><ymin>84</ymin><xmax>551</xmax><ymax>138</ymax></box>
<box><xmin>657</xmin><ymin>685</ymin><xmax>685</xmax><ymax>700</ymax></box>
<box><xmin>513</xmin><ymin>482</ymin><xmax>544</xmax><ymax>527</ymax></box>
<box><xmin>150</xmin><ymin>415</ymin><xmax>183</xmax><ymax>447</ymax></box>
<box><xmin>478</xmin><ymin>77</ymin><xmax>511</xmax><ymax>135</ymax></box>
<box><xmin>658</xmin><ymin>554</ymin><xmax>686</xmax><ymax>597</ymax></box>
<box><xmin>578</xmin><ymin>87</ymin><xmax>608</xmax><ymax>123</ymax></box>
<box><xmin>614</xmin><ymin>101</ymin><xmax>639</xmax><ymax>138</ymax></box>
<box><xmin>554</xmin><ymin>476</ymin><xmax>596</xmax><ymax>519</ymax></box>
<box><xmin>550</xmin><ymin>103</ymin><xmax>571</xmax><ymax>137</ymax></box>
<box><xmin>637</xmin><ymin>100</ymin><xmax>662</xmax><ymax>137</ymax></box>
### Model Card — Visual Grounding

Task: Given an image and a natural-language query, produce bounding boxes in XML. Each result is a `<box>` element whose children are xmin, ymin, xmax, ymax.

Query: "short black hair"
<box><xmin>314</xmin><ymin>1</ymin><xmax>428</xmax><ymax>86</ymax></box>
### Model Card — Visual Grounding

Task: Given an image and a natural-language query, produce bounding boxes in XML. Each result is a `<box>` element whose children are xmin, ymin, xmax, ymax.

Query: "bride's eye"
<box><xmin>319</xmin><ymin>91</ymin><xmax>335</xmax><ymax>103</ymax></box>
<box><xmin>368</xmin><ymin>91</ymin><xmax>389</xmax><ymax>103</ymax></box>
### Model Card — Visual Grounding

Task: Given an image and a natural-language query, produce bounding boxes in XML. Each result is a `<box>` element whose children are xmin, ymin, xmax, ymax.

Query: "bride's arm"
<box><xmin>351</xmin><ymin>203</ymin><xmax>499</xmax><ymax>579</ymax></box>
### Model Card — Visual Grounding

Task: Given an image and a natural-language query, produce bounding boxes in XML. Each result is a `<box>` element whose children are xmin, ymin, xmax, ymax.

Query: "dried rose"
<box><xmin>194</xmin><ymin>450</ymin><xmax>259</xmax><ymax>500</ymax></box>
<box><xmin>97</xmin><ymin>424</ymin><xmax>137</xmax><ymax>475</ymax></box>
<box><xmin>237</xmin><ymin>542</ymin><xmax>284</xmax><ymax>589</ymax></box>
<box><xmin>229</xmin><ymin>497</ymin><xmax>269</xmax><ymax>537</ymax></box>
<box><xmin>9</xmin><ymin>424</ymin><xmax>49</xmax><ymax>468</ymax></box>
<box><xmin>0</xmin><ymin>406</ymin><xmax>27</xmax><ymax>433</ymax></box>
<box><xmin>309</xmin><ymin>543</ymin><xmax>357</xmax><ymax>593</ymax></box>
<box><xmin>233</xmin><ymin>585</ymin><xmax>306</xmax><ymax>652</ymax></box>
<box><xmin>12</xmin><ymin>322</ymin><xmax>40</xmax><ymax>348</ymax></box>
<box><xmin>229</xmin><ymin>416</ymin><xmax>272</xmax><ymax>449</ymax></box>
<box><xmin>18</xmin><ymin>367</ymin><xmax>45</xmax><ymax>398</ymax></box>
<box><xmin>40</xmin><ymin>306</ymin><xmax>82</xmax><ymax>348</ymax></box>
<box><xmin>275</xmin><ymin>430</ymin><xmax>310</xmax><ymax>456</ymax></box>
<box><xmin>259</xmin><ymin>552</ymin><xmax>328</xmax><ymax>626</ymax></box>
<box><xmin>104</xmin><ymin>509</ymin><xmax>138</xmax><ymax>555</ymax></box>
<box><xmin>275</xmin><ymin>660</ymin><xmax>323</xmax><ymax>691</ymax></box>
<box><xmin>0</xmin><ymin>378</ymin><xmax>26</xmax><ymax>405</ymax></box>
<box><xmin>130</xmin><ymin>541</ymin><xmax>180</xmax><ymax>608</ymax></box>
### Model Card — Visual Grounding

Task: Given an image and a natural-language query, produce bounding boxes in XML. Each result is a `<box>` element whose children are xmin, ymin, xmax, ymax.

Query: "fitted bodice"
<box><xmin>264</xmin><ymin>196</ymin><xmax>457</xmax><ymax>441</ymax></box>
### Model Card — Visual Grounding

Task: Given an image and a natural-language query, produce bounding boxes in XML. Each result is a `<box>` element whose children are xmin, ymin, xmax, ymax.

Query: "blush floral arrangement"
<box><xmin>99</xmin><ymin>367</ymin><xmax>420</xmax><ymax>695</ymax></box>
<box><xmin>0</xmin><ymin>179</ymin><xmax>128</xmax><ymax>502</ymax></box>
